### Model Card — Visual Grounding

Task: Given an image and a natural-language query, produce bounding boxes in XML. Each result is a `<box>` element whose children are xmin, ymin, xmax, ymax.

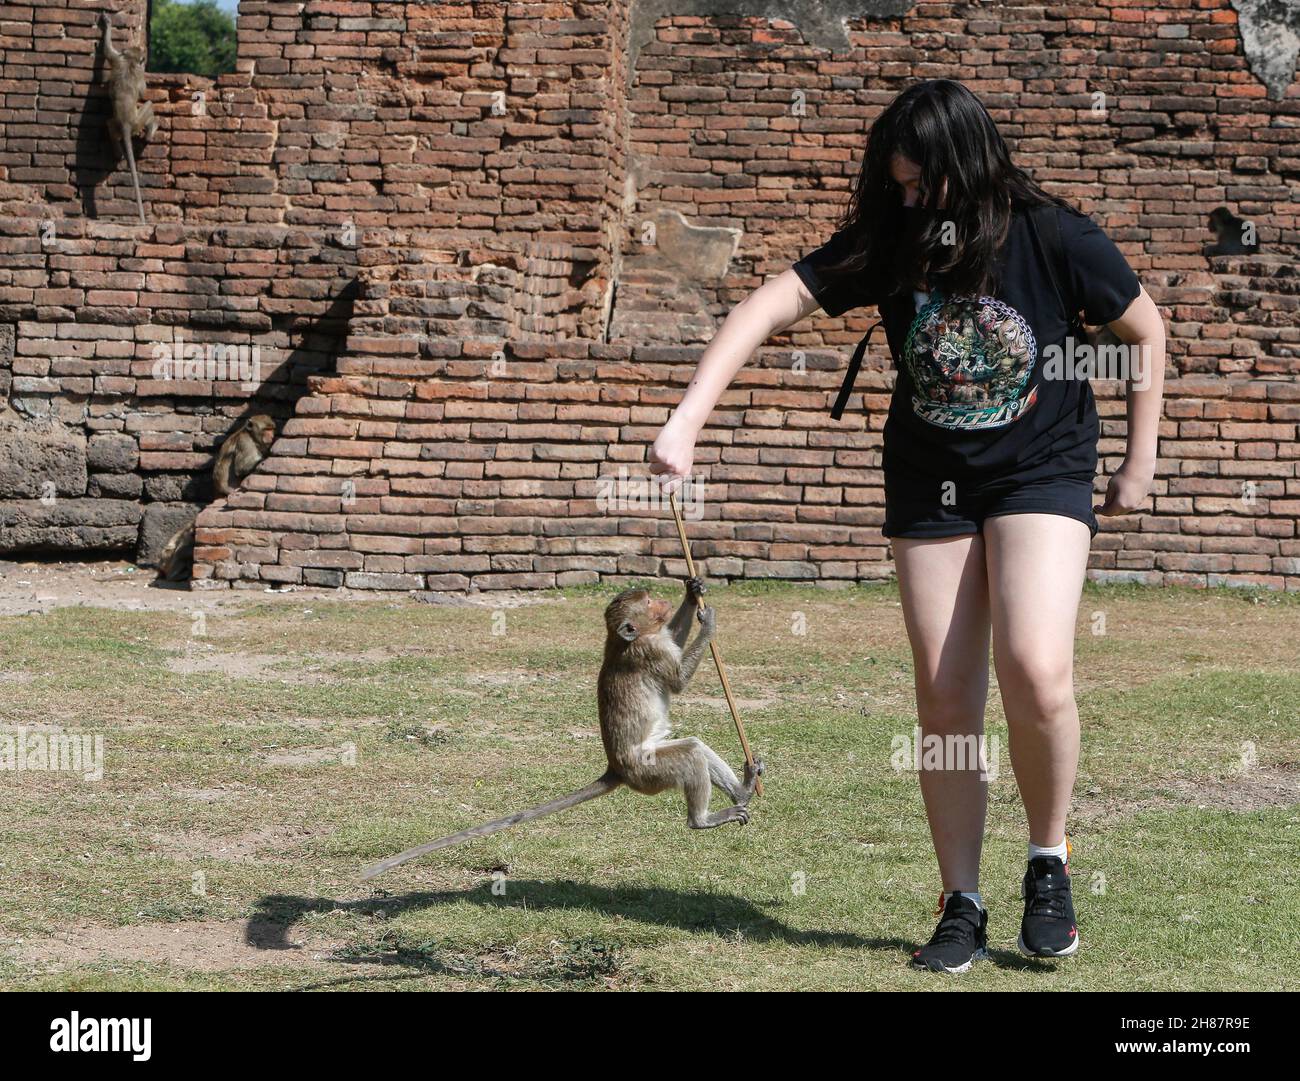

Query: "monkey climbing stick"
<box><xmin>667</xmin><ymin>491</ymin><xmax>762</xmax><ymax>797</ymax></box>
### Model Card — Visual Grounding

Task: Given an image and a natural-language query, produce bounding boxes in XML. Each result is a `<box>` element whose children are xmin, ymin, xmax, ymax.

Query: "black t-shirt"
<box><xmin>792</xmin><ymin>205</ymin><xmax>1141</xmax><ymax>485</ymax></box>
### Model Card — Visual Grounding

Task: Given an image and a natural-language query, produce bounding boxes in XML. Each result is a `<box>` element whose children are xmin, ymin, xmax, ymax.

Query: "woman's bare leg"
<box><xmin>983</xmin><ymin>514</ymin><xmax>1091</xmax><ymax>847</ymax></box>
<box><xmin>893</xmin><ymin>534</ymin><xmax>991</xmax><ymax>893</ymax></box>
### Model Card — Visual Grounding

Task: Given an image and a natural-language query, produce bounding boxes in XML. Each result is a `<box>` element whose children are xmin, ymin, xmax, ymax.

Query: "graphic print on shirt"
<box><xmin>901</xmin><ymin>295</ymin><xmax>1039</xmax><ymax>430</ymax></box>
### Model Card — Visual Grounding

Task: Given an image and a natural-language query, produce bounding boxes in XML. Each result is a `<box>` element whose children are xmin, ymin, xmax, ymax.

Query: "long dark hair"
<box><xmin>821</xmin><ymin>79</ymin><xmax>1071</xmax><ymax>297</ymax></box>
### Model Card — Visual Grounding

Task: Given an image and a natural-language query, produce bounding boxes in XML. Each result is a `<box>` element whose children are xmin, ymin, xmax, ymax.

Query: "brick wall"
<box><xmin>0</xmin><ymin>1</ymin><xmax>1296</xmax><ymax>589</ymax></box>
<box><xmin>0</xmin><ymin>0</ymin><xmax>358</xmax><ymax>558</ymax></box>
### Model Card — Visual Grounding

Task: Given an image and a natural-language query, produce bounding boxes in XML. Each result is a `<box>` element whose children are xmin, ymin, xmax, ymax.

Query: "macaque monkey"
<box><xmin>99</xmin><ymin>12</ymin><xmax>157</xmax><ymax>225</ymax></box>
<box><xmin>156</xmin><ymin>521</ymin><xmax>195</xmax><ymax>581</ymax></box>
<box><xmin>212</xmin><ymin>414</ymin><xmax>276</xmax><ymax>496</ymax></box>
<box><xmin>361</xmin><ymin>578</ymin><xmax>763</xmax><ymax>879</ymax></box>
<box><xmin>1205</xmin><ymin>206</ymin><xmax>1259</xmax><ymax>256</ymax></box>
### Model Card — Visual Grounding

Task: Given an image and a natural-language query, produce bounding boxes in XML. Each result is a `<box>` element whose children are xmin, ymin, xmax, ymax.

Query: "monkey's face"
<box><xmin>121</xmin><ymin>46</ymin><xmax>146</xmax><ymax>66</ymax></box>
<box><xmin>248</xmin><ymin>415</ymin><xmax>276</xmax><ymax>451</ymax></box>
<box><xmin>605</xmin><ymin>589</ymin><xmax>671</xmax><ymax>643</ymax></box>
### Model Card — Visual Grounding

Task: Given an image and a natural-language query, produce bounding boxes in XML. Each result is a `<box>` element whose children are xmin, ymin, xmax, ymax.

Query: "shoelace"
<box><xmin>928</xmin><ymin>906</ymin><xmax>980</xmax><ymax>946</ymax></box>
<box><xmin>1024</xmin><ymin>873</ymin><xmax>1070</xmax><ymax>918</ymax></box>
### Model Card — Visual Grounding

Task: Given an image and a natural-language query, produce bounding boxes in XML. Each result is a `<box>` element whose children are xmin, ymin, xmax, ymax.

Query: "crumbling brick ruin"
<box><xmin>1</xmin><ymin>1</ymin><xmax>1297</xmax><ymax>591</ymax></box>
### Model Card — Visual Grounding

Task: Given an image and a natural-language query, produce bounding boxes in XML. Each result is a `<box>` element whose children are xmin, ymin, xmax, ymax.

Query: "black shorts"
<box><xmin>883</xmin><ymin>470</ymin><xmax>1099</xmax><ymax>540</ymax></box>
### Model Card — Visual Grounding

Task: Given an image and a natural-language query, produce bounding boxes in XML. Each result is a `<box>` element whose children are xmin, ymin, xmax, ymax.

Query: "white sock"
<box><xmin>945</xmin><ymin>890</ymin><xmax>983</xmax><ymax>911</ymax></box>
<box><xmin>1028</xmin><ymin>839</ymin><xmax>1068</xmax><ymax>862</ymax></box>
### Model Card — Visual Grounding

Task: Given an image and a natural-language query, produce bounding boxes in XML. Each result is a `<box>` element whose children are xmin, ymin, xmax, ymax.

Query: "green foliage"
<box><xmin>148</xmin><ymin>0</ymin><xmax>237</xmax><ymax>77</ymax></box>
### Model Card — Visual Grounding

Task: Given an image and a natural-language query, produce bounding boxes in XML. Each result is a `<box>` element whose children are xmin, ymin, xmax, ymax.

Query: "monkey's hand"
<box><xmin>685</xmin><ymin>575</ymin><xmax>707</xmax><ymax>607</ymax></box>
<box><xmin>696</xmin><ymin>604</ymin><xmax>716</xmax><ymax>632</ymax></box>
<box><xmin>99</xmin><ymin>11</ymin><xmax>112</xmax><ymax>28</ymax></box>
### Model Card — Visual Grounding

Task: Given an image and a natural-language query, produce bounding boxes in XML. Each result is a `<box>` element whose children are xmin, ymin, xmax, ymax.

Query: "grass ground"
<box><xmin>0</xmin><ymin>571</ymin><xmax>1297</xmax><ymax>991</ymax></box>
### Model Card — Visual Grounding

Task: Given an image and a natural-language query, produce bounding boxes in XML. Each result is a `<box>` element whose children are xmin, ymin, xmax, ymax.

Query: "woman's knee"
<box><xmin>996</xmin><ymin>650</ymin><xmax>1075</xmax><ymax>721</ymax></box>
<box><xmin>914</xmin><ymin>672</ymin><xmax>988</xmax><ymax>734</ymax></box>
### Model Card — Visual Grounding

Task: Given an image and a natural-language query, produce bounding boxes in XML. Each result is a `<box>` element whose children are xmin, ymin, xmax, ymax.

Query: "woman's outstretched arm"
<box><xmin>650</xmin><ymin>268</ymin><xmax>822</xmax><ymax>486</ymax></box>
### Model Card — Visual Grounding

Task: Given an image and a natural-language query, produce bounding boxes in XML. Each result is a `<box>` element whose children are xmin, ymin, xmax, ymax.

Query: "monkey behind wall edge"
<box><xmin>361</xmin><ymin>578</ymin><xmax>763</xmax><ymax>879</ymax></box>
<box><xmin>212</xmin><ymin>414</ymin><xmax>276</xmax><ymax>497</ymax></box>
<box><xmin>99</xmin><ymin>12</ymin><xmax>157</xmax><ymax>225</ymax></box>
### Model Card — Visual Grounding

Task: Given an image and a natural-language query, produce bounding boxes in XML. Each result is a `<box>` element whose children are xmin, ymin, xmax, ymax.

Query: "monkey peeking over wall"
<box><xmin>99</xmin><ymin>12</ymin><xmax>157</xmax><ymax>224</ymax></box>
<box><xmin>362</xmin><ymin>577</ymin><xmax>765</xmax><ymax>879</ymax></box>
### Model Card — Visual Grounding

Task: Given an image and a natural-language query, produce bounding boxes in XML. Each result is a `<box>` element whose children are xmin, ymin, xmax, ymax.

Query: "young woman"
<box><xmin>649</xmin><ymin>79</ymin><xmax>1166</xmax><ymax>973</ymax></box>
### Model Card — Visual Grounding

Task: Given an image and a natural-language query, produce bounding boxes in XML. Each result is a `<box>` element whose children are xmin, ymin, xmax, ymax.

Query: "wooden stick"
<box><xmin>667</xmin><ymin>490</ymin><xmax>762</xmax><ymax>796</ymax></box>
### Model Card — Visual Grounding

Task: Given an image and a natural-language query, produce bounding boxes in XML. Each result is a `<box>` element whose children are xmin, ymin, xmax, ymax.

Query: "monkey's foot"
<box><xmin>719</xmin><ymin>805</ymin><xmax>750</xmax><ymax>826</ymax></box>
<box><xmin>689</xmin><ymin>805</ymin><xmax>749</xmax><ymax>829</ymax></box>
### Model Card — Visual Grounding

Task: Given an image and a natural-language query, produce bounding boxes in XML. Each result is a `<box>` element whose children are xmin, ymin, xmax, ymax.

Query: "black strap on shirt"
<box><xmin>829</xmin><ymin>319</ymin><xmax>882</xmax><ymax>420</ymax></box>
<box><xmin>1027</xmin><ymin>202</ymin><xmax>1085</xmax><ymax>339</ymax></box>
<box><xmin>1027</xmin><ymin>202</ymin><xmax>1096</xmax><ymax>425</ymax></box>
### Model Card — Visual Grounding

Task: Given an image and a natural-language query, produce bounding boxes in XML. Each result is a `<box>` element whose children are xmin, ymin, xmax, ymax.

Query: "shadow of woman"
<box><xmin>247</xmin><ymin>879</ymin><xmax>916</xmax><ymax>976</ymax></box>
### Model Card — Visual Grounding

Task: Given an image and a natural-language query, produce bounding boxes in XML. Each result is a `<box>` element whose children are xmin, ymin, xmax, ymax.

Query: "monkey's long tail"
<box><xmin>123</xmin><ymin>134</ymin><xmax>146</xmax><ymax>225</ymax></box>
<box><xmin>360</xmin><ymin>772</ymin><xmax>621</xmax><ymax>880</ymax></box>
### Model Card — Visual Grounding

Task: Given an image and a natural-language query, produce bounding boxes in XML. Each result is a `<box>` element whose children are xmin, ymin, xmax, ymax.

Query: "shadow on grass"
<box><xmin>247</xmin><ymin>880</ymin><xmax>903</xmax><ymax>967</ymax></box>
<box><xmin>985</xmin><ymin>948</ymin><xmax>1057</xmax><ymax>972</ymax></box>
<box><xmin>248</xmin><ymin>882</ymin><xmax>1060</xmax><ymax>985</ymax></box>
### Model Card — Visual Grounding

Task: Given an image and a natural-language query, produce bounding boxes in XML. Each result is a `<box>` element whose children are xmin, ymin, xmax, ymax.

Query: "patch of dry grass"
<box><xmin>0</xmin><ymin>578</ymin><xmax>1296</xmax><ymax>990</ymax></box>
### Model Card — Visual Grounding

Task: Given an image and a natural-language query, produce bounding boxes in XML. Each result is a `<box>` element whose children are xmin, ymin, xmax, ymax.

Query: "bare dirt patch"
<box><xmin>163</xmin><ymin>646</ymin><xmax>413</xmax><ymax>682</ymax></box>
<box><xmin>164</xmin><ymin>715</ymin><xmax>393</xmax><ymax>731</ymax></box>
<box><xmin>9</xmin><ymin>920</ymin><xmax>348</xmax><ymax>972</ymax></box>
<box><xmin>0</xmin><ymin>559</ymin><xmax>559</xmax><ymax>617</ymax></box>
<box><xmin>417</xmin><ymin>590</ymin><xmax>560</xmax><ymax>610</ymax></box>
<box><xmin>166</xmin><ymin>650</ymin><xmax>319</xmax><ymax>681</ymax></box>
<box><xmin>257</xmin><ymin>747</ymin><xmax>351</xmax><ymax>767</ymax></box>
<box><xmin>1170</xmin><ymin>765</ymin><xmax>1300</xmax><ymax>812</ymax></box>
<box><xmin>1075</xmin><ymin>766</ymin><xmax>1300</xmax><ymax>822</ymax></box>
<box><xmin>145</xmin><ymin>825</ymin><xmax>315</xmax><ymax>863</ymax></box>
<box><xmin>0</xmin><ymin>560</ymin><xmax>312</xmax><ymax>617</ymax></box>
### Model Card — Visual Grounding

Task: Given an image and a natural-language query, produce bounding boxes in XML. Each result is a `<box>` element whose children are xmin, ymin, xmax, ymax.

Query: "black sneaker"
<box><xmin>1018</xmin><ymin>856</ymin><xmax>1079</xmax><ymax>957</ymax></box>
<box><xmin>911</xmin><ymin>892</ymin><xmax>988</xmax><ymax>973</ymax></box>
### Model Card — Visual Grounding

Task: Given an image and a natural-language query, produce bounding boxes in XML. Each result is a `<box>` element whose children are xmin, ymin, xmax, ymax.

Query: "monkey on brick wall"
<box><xmin>99</xmin><ymin>11</ymin><xmax>157</xmax><ymax>224</ymax></box>
<box><xmin>154</xmin><ymin>415</ymin><xmax>278</xmax><ymax>581</ymax></box>
<box><xmin>212</xmin><ymin>414</ymin><xmax>276</xmax><ymax>497</ymax></box>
